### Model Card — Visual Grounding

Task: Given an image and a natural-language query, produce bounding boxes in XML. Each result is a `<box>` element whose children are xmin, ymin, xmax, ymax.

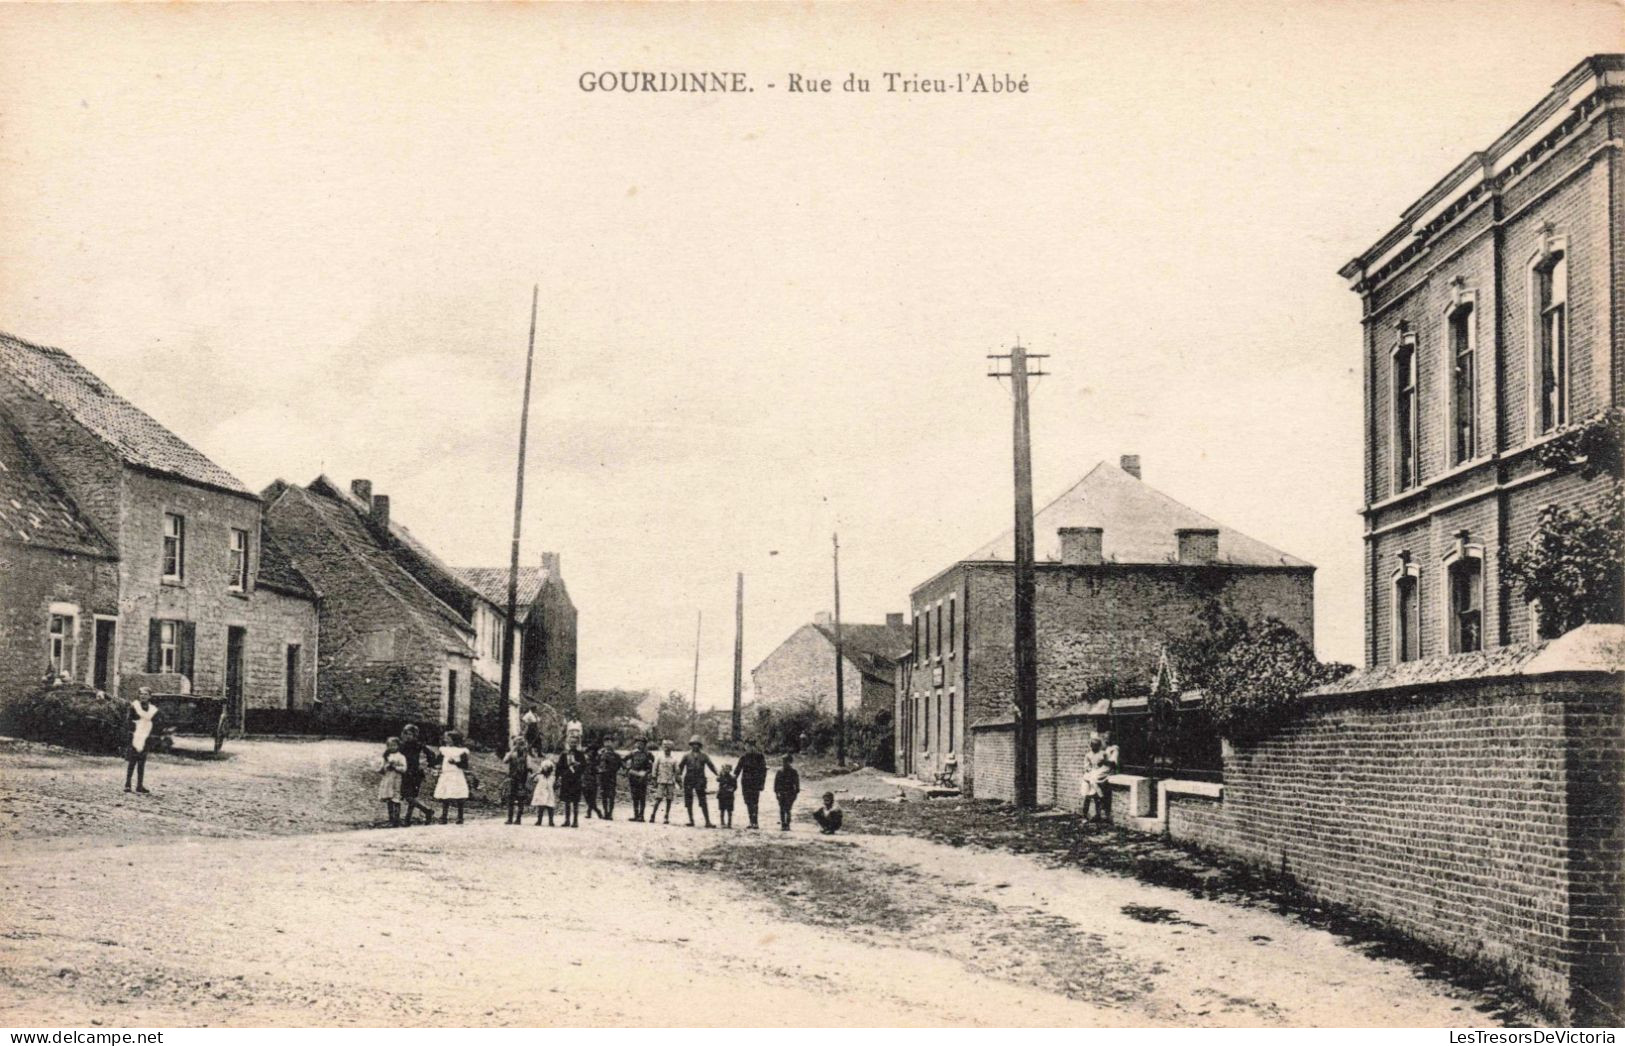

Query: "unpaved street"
<box><xmin>0</xmin><ymin>739</ymin><xmax>1518</xmax><ymax>1027</ymax></box>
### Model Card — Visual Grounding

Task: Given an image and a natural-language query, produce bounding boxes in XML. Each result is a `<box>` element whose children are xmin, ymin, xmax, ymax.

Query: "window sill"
<box><xmin>161</xmin><ymin>578</ymin><xmax>186</xmax><ymax>588</ymax></box>
<box><xmin>227</xmin><ymin>589</ymin><xmax>249</xmax><ymax>601</ymax></box>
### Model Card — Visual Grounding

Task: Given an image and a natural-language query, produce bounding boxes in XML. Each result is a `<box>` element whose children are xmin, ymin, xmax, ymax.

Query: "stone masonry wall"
<box><xmin>0</xmin><ymin>541</ymin><xmax>120</xmax><ymax>710</ymax></box>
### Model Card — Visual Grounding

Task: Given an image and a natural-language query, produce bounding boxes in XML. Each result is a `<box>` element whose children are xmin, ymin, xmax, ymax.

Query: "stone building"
<box><xmin>0</xmin><ymin>332</ymin><xmax>319</xmax><ymax>726</ymax></box>
<box><xmin>261</xmin><ymin>476</ymin><xmax>475</xmax><ymax>737</ymax></box>
<box><xmin>904</xmin><ymin>456</ymin><xmax>1314</xmax><ymax>793</ymax></box>
<box><xmin>1340</xmin><ymin>54</ymin><xmax>1624</xmax><ymax>667</ymax></box>
<box><xmin>453</xmin><ymin>556</ymin><xmax>579</xmax><ymax>721</ymax></box>
<box><xmin>751</xmin><ymin>611</ymin><xmax>910</xmax><ymax>716</ymax></box>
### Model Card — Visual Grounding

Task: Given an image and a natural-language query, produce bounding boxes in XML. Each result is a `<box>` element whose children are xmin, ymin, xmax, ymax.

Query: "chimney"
<box><xmin>1176</xmin><ymin>528</ymin><xmax>1219</xmax><ymax>565</ymax></box>
<box><xmin>886</xmin><ymin>612</ymin><xmax>904</xmax><ymax>628</ymax></box>
<box><xmin>813</xmin><ymin>611</ymin><xmax>833</xmax><ymax>627</ymax></box>
<box><xmin>1059</xmin><ymin>526</ymin><xmax>1104</xmax><ymax>566</ymax></box>
<box><xmin>1119</xmin><ymin>454</ymin><xmax>1142</xmax><ymax>480</ymax></box>
<box><xmin>541</xmin><ymin>551</ymin><xmax>560</xmax><ymax>576</ymax></box>
<box><xmin>371</xmin><ymin>494</ymin><xmax>391</xmax><ymax>531</ymax></box>
<box><xmin>350</xmin><ymin>478</ymin><xmax>373</xmax><ymax>507</ymax></box>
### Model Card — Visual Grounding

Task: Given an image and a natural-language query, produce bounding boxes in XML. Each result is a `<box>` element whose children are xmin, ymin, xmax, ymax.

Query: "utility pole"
<box><xmin>731</xmin><ymin>572</ymin><xmax>744</xmax><ymax>743</ymax></box>
<box><xmin>832</xmin><ymin>532</ymin><xmax>846</xmax><ymax>767</ymax></box>
<box><xmin>499</xmin><ymin>285</ymin><xmax>540</xmax><ymax>752</ymax></box>
<box><xmin>988</xmin><ymin>339</ymin><xmax>1048</xmax><ymax>809</ymax></box>
<box><xmin>690</xmin><ymin>610</ymin><xmax>702</xmax><ymax>737</ymax></box>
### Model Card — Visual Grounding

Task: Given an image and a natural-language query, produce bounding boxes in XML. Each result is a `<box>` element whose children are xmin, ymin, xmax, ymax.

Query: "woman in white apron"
<box><xmin>125</xmin><ymin>687</ymin><xmax>159</xmax><ymax>793</ymax></box>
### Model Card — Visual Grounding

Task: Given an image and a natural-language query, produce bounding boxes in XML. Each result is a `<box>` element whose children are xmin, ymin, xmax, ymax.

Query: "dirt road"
<box><xmin>0</xmin><ymin>739</ymin><xmax>1513</xmax><ymax>1027</ymax></box>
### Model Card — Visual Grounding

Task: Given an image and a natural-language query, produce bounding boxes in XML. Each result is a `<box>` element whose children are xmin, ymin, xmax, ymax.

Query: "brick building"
<box><xmin>261</xmin><ymin>476</ymin><xmax>475</xmax><ymax>737</ymax></box>
<box><xmin>0</xmin><ymin>332</ymin><xmax>319</xmax><ymax>725</ymax></box>
<box><xmin>454</xmin><ymin>556</ymin><xmax>579</xmax><ymax>719</ymax></box>
<box><xmin>752</xmin><ymin>612</ymin><xmax>910</xmax><ymax>716</ymax></box>
<box><xmin>904</xmin><ymin>456</ymin><xmax>1314</xmax><ymax>793</ymax></box>
<box><xmin>1340</xmin><ymin>54</ymin><xmax>1624</xmax><ymax>667</ymax></box>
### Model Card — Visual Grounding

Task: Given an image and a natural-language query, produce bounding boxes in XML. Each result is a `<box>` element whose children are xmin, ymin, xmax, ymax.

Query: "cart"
<box><xmin>148</xmin><ymin>693</ymin><xmax>229</xmax><ymax>753</ymax></box>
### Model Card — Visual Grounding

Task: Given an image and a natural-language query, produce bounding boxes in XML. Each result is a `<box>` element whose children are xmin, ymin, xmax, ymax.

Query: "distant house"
<box><xmin>904</xmin><ymin>455</ymin><xmax>1315</xmax><ymax>794</ymax></box>
<box><xmin>453</xmin><ymin>555</ymin><xmax>578</xmax><ymax>718</ymax></box>
<box><xmin>0</xmin><ymin>332</ymin><xmax>319</xmax><ymax>726</ymax></box>
<box><xmin>261</xmin><ymin>476</ymin><xmax>475</xmax><ymax>738</ymax></box>
<box><xmin>752</xmin><ymin>611</ymin><xmax>911</xmax><ymax>717</ymax></box>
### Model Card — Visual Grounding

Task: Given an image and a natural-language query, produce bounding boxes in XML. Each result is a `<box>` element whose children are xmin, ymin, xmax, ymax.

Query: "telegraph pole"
<box><xmin>690</xmin><ymin>610</ymin><xmax>702</xmax><ymax>737</ymax></box>
<box><xmin>832</xmin><ymin>532</ymin><xmax>846</xmax><ymax>767</ymax></box>
<box><xmin>499</xmin><ymin>285</ymin><xmax>539</xmax><ymax>751</ymax></box>
<box><xmin>731</xmin><ymin>572</ymin><xmax>744</xmax><ymax>743</ymax></box>
<box><xmin>988</xmin><ymin>339</ymin><xmax>1047</xmax><ymax>809</ymax></box>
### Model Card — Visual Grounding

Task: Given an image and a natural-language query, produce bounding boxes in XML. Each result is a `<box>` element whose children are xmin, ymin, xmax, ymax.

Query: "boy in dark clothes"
<box><xmin>679</xmin><ymin>737</ymin><xmax>718</xmax><ymax>828</ymax></box>
<box><xmin>715</xmin><ymin>763</ymin><xmax>737</xmax><ymax>827</ymax></box>
<box><xmin>625</xmin><ymin>738</ymin><xmax>654</xmax><ymax>821</ymax></box>
<box><xmin>397</xmin><ymin>724</ymin><xmax>437</xmax><ymax>826</ymax></box>
<box><xmin>596</xmin><ymin>741</ymin><xmax>623</xmax><ymax>820</ymax></box>
<box><xmin>555</xmin><ymin>744</ymin><xmax>585</xmax><ymax>827</ymax></box>
<box><xmin>774</xmin><ymin>754</ymin><xmax>800</xmax><ymax>831</ymax></box>
<box><xmin>813</xmin><ymin>791</ymin><xmax>843</xmax><ymax>834</ymax></box>
<box><xmin>502</xmin><ymin>741</ymin><xmax>530</xmax><ymax>825</ymax></box>
<box><xmin>581</xmin><ymin>741</ymin><xmax>601</xmax><ymax>819</ymax></box>
<box><xmin>735</xmin><ymin>740</ymin><xmax>769</xmax><ymax>829</ymax></box>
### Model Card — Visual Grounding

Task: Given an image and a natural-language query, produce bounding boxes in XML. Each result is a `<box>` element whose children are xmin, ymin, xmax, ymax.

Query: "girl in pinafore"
<box><xmin>530</xmin><ymin>751</ymin><xmax>558</xmax><ymax>826</ymax></box>
<box><xmin>378</xmin><ymin>737</ymin><xmax>407</xmax><ymax>826</ymax></box>
<box><xmin>434</xmin><ymin>730</ymin><xmax>472</xmax><ymax>824</ymax></box>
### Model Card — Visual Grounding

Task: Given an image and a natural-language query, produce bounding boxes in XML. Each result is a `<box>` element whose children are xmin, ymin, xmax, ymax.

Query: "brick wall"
<box><xmin>970</xmin><ymin>714</ymin><xmax>1098</xmax><ymax>809</ymax></box>
<box><xmin>1129</xmin><ymin>654</ymin><xmax>1623</xmax><ymax>1023</ymax></box>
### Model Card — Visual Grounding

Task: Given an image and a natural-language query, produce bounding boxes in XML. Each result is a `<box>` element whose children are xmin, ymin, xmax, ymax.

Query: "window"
<box><xmin>363</xmin><ymin>630</ymin><xmax>396</xmax><ymax>661</ymax></box>
<box><xmin>924</xmin><ymin>607</ymin><xmax>933</xmax><ymax>660</ymax></box>
<box><xmin>948</xmin><ymin>689</ymin><xmax>956</xmax><ymax>751</ymax></box>
<box><xmin>158</xmin><ymin>621</ymin><xmax>178</xmax><ymax>673</ymax></box>
<box><xmin>447</xmin><ymin>669</ymin><xmax>459</xmax><ymax>726</ymax></box>
<box><xmin>912</xmin><ymin>613</ymin><xmax>919</xmax><ymax>660</ymax></box>
<box><xmin>228</xmin><ymin>528</ymin><xmax>249</xmax><ymax>591</ymax></box>
<box><xmin>918</xmin><ymin>696</ymin><xmax>928</xmax><ymax>751</ymax></box>
<box><xmin>1449</xmin><ymin>303</ymin><xmax>1476</xmax><ymax>465</ymax></box>
<box><xmin>1448</xmin><ymin>553</ymin><xmax>1484</xmax><ymax>654</ymax></box>
<box><xmin>1393</xmin><ymin>338</ymin><xmax>1419</xmax><ymax>490</ymax></box>
<box><xmin>1535</xmin><ymin>252</ymin><xmax>1568</xmax><ymax>433</ymax></box>
<box><xmin>48</xmin><ymin>613</ymin><xmax>76</xmax><ymax>677</ymax></box>
<box><xmin>162</xmin><ymin>514</ymin><xmax>185</xmax><ymax>581</ymax></box>
<box><xmin>948</xmin><ymin>596</ymin><xmax>956</xmax><ymax>656</ymax></box>
<box><xmin>1394</xmin><ymin>569</ymin><xmax>1420</xmax><ymax>663</ymax></box>
<box><xmin>935</xmin><ymin>602</ymin><xmax>943</xmax><ymax>661</ymax></box>
<box><xmin>285</xmin><ymin>645</ymin><xmax>301</xmax><ymax>709</ymax></box>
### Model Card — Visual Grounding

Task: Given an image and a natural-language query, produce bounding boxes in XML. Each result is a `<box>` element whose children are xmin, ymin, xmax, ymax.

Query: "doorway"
<box><xmin>226</xmin><ymin>627</ymin><xmax>246</xmax><ymax>729</ymax></box>
<box><xmin>93</xmin><ymin>618</ymin><xmax>116</xmax><ymax>691</ymax></box>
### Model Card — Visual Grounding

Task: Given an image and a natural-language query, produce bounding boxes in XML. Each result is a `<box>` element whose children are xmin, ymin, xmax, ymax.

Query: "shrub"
<box><xmin>1506</xmin><ymin>409</ymin><xmax>1625</xmax><ymax>639</ymax></box>
<box><xmin>5</xmin><ymin>681</ymin><xmax>128</xmax><ymax>753</ymax></box>
<box><xmin>1198</xmin><ymin>618</ymin><xmax>1354</xmax><ymax>741</ymax></box>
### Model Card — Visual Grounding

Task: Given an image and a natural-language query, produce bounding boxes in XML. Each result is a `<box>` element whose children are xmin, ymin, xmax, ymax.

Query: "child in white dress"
<box><xmin>530</xmin><ymin>753</ymin><xmax>558</xmax><ymax>826</ymax></box>
<box><xmin>377</xmin><ymin>737</ymin><xmax>407</xmax><ymax>826</ymax></box>
<box><xmin>433</xmin><ymin>731</ymin><xmax>471</xmax><ymax>824</ymax></box>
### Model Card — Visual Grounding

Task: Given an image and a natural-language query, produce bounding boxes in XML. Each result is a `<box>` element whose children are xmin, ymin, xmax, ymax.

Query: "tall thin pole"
<box><xmin>690</xmin><ymin>610</ymin><xmax>702</xmax><ymax>737</ymax></box>
<box><xmin>500</xmin><ymin>285</ymin><xmax>539</xmax><ymax>751</ymax></box>
<box><xmin>990</xmin><ymin>339</ymin><xmax>1047</xmax><ymax>809</ymax></box>
<box><xmin>832</xmin><ymin>532</ymin><xmax>846</xmax><ymax>767</ymax></box>
<box><xmin>731</xmin><ymin>572</ymin><xmax>744</xmax><ymax>743</ymax></box>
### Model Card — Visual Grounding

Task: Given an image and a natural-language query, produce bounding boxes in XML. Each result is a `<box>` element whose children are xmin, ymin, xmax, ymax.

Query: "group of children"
<box><xmin>375</xmin><ymin>728</ymin><xmax>846</xmax><ymax>834</ymax></box>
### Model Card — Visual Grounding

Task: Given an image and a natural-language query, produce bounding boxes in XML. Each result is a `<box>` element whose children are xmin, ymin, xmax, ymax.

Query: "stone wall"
<box><xmin>0</xmin><ymin>541</ymin><xmax>120</xmax><ymax>711</ymax></box>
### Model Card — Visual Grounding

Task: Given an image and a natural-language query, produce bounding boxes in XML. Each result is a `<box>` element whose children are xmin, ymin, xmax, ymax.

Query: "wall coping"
<box><xmin>1311</xmin><ymin>624</ymin><xmax>1625</xmax><ymax>699</ymax></box>
<box><xmin>1162</xmin><ymin>779</ymin><xmax>1224</xmax><ymax>799</ymax></box>
<box><xmin>1104</xmin><ymin>773</ymin><xmax>1142</xmax><ymax>787</ymax></box>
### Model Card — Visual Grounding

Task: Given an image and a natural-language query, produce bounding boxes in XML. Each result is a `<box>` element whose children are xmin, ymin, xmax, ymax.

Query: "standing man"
<box><xmin>649</xmin><ymin>739</ymin><xmax>681</xmax><ymax>825</ymax></box>
<box><xmin>123</xmin><ymin>687</ymin><xmax>159</xmax><ymax>794</ymax></box>
<box><xmin>625</xmin><ymin>738</ymin><xmax>654</xmax><ymax>822</ymax></box>
<box><xmin>734</xmin><ymin>738</ymin><xmax>769</xmax><ymax>830</ymax></box>
<box><xmin>397</xmin><ymin>723</ymin><xmax>437</xmax><ymax>826</ymax></box>
<box><xmin>596</xmin><ymin>739</ymin><xmax>623</xmax><ymax>820</ymax></box>
<box><xmin>679</xmin><ymin>735</ymin><xmax>719</xmax><ymax>828</ymax></box>
<box><xmin>581</xmin><ymin>738</ymin><xmax>601</xmax><ymax>819</ymax></box>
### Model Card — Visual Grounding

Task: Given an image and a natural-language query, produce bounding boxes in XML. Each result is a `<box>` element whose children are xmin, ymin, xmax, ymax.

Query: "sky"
<box><xmin>1</xmin><ymin>3</ymin><xmax>1619</xmax><ymax>706</ymax></box>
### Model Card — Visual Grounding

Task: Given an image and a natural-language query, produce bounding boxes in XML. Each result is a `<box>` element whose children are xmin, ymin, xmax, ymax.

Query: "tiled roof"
<box><xmin>812</xmin><ymin>621</ymin><xmax>912</xmax><ymax>682</ymax></box>
<box><xmin>452</xmin><ymin>566</ymin><xmax>552</xmax><ymax>615</ymax></box>
<box><xmin>958</xmin><ymin>460</ymin><xmax>1312</xmax><ymax>570</ymax></box>
<box><xmin>308</xmin><ymin>475</ymin><xmax>477</xmax><ymax>611</ymax></box>
<box><xmin>0</xmin><ymin>332</ymin><xmax>252</xmax><ymax>496</ymax></box>
<box><xmin>0</xmin><ymin>418</ymin><xmax>115</xmax><ymax>557</ymax></box>
<box><xmin>255</xmin><ymin>524</ymin><xmax>316</xmax><ymax>599</ymax></box>
<box><xmin>268</xmin><ymin>481</ymin><xmax>473</xmax><ymax>654</ymax></box>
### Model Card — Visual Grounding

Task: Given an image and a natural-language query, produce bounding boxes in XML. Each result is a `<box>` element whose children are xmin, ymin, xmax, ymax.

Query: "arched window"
<box><xmin>1448</xmin><ymin>300</ymin><xmax>1476</xmax><ymax>464</ymax></box>
<box><xmin>1392</xmin><ymin>560</ymin><xmax>1421</xmax><ymax>663</ymax></box>
<box><xmin>1392</xmin><ymin>334</ymin><xmax>1420</xmax><ymax>490</ymax></box>
<box><xmin>1443</xmin><ymin>543</ymin><xmax>1485</xmax><ymax>654</ymax></box>
<box><xmin>1532</xmin><ymin>247</ymin><xmax>1569</xmax><ymax>434</ymax></box>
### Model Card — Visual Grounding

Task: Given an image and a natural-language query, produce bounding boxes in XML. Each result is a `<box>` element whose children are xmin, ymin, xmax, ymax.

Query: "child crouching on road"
<box><xmin>814</xmin><ymin>791</ymin><xmax>843</xmax><ymax>834</ymax></box>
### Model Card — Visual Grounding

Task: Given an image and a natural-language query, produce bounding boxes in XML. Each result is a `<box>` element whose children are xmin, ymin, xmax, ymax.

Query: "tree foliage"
<box><xmin>1506</xmin><ymin>409</ymin><xmax>1625</xmax><ymax>640</ymax></box>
